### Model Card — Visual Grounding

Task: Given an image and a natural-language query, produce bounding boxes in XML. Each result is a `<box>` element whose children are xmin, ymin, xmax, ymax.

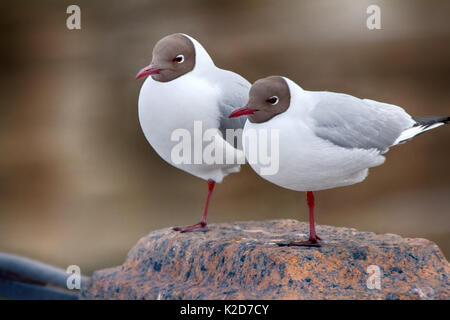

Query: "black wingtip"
<box><xmin>412</xmin><ymin>116</ymin><xmax>449</xmax><ymax>127</ymax></box>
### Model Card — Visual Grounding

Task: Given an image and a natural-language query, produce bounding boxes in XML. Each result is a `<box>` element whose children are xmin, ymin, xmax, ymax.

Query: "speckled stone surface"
<box><xmin>82</xmin><ymin>220</ymin><xmax>449</xmax><ymax>300</ymax></box>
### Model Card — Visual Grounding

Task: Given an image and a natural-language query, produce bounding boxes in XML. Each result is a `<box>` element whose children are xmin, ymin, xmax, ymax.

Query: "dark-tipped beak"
<box><xmin>136</xmin><ymin>64</ymin><xmax>162</xmax><ymax>80</ymax></box>
<box><xmin>228</xmin><ymin>105</ymin><xmax>257</xmax><ymax>118</ymax></box>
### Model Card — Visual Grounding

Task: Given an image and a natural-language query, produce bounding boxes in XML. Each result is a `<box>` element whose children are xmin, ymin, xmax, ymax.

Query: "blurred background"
<box><xmin>0</xmin><ymin>0</ymin><xmax>449</xmax><ymax>275</ymax></box>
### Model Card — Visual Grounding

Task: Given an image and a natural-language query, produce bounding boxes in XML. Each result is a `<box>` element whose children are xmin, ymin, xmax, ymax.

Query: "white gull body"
<box><xmin>138</xmin><ymin>35</ymin><xmax>249</xmax><ymax>183</ymax></box>
<box><xmin>243</xmin><ymin>77</ymin><xmax>441</xmax><ymax>191</ymax></box>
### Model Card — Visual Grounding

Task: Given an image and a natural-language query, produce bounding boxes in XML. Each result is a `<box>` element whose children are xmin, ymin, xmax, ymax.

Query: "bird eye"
<box><xmin>173</xmin><ymin>54</ymin><xmax>185</xmax><ymax>63</ymax></box>
<box><xmin>266</xmin><ymin>96</ymin><xmax>279</xmax><ymax>105</ymax></box>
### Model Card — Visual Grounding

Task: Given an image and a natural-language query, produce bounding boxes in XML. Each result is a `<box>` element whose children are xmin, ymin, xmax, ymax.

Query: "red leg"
<box><xmin>306</xmin><ymin>191</ymin><xmax>321</xmax><ymax>241</ymax></box>
<box><xmin>279</xmin><ymin>191</ymin><xmax>322</xmax><ymax>247</ymax></box>
<box><xmin>173</xmin><ymin>180</ymin><xmax>215</xmax><ymax>233</ymax></box>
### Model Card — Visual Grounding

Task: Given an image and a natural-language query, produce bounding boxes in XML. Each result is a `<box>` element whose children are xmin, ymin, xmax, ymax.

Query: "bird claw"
<box><xmin>172</xmin><ymin>222</ymin><xmax>208</xmax><ymax>233</ymax></box>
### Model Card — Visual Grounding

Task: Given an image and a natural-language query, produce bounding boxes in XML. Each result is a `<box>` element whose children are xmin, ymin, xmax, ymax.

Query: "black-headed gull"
<box><xmin>137</xmin><ymin>34</ymin><xmax>250</xmax><ymax>232</ymax></box>
<box><xmin>229</xmin><ymin>76</ymin><xmax>449</xmax><ymax>246</ymax></box>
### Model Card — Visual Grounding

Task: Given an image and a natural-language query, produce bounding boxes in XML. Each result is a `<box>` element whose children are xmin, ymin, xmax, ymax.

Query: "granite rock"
<box><xmin>82</xmin><ymin>220</ymin><xmax>449</xmax><ymax>300</ymax></box>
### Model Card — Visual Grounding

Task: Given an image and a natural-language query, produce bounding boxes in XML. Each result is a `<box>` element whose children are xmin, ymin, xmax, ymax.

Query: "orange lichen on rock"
<box><xmin>82</xmin><ymin>220</ymin><xmax>449</xmax><ymax>300</ymax></box>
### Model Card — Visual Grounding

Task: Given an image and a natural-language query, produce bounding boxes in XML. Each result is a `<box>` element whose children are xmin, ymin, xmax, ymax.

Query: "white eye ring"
<box><xmin>175</xmin><ymin>54</ymin><xmax>185</xmax><ymax>63</ymax></box>
<box><xmin>267</xmin><ymin>96</ymin><xmax>279</xmax><ymax>105</ymax></box>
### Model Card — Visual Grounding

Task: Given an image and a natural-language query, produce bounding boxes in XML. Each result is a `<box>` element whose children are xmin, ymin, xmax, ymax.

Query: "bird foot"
<box><xmin>277</xmin><ymin>238</ymin><xmax>321</xmax><ymax>247</ymax></box>
<box><xmin>172</xmin><ymin>222</ymin><xmax>208</xmax><ymax>233</ymax></box>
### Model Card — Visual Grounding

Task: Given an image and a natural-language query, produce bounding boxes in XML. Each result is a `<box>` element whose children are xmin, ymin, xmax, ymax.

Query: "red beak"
<box><xmin>136</xmin><ymin>65</ymin><xmax>162</xmax><ymax>80</ymax></box>
<box><xmin>228</xmin><ymin>106</ymin><xmax>257</xmax><ymax>118</ymax></box>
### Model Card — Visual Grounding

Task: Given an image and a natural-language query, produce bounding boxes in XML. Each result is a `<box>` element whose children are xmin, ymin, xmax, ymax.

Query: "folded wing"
<box><xmin>216</xmin><ymin>69</ymin><xmax>251</xmax><ymax>150</ymax></box>
<box><xmin>310</xmin><ymin>92</ymin><xmax>414</xmax><ymax>154</ymax></box>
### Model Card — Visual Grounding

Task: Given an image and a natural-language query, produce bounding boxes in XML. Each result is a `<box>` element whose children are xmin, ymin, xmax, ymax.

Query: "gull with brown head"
<box><xmin>230</xmin><ymin>76</ymin><xmax>449</xmax><ymax>246</ymax></box>
<box><xmin>137</xmin><ymin>33</ymin><xmax>250</xmax><ymax>232</ymax></box>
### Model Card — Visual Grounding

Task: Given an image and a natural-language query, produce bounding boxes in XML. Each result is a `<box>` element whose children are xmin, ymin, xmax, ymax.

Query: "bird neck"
<box><xmin>283</xmin><ymin>77</ymin><xmax>313</xmax><ymax>116</ymax></box>
<box><xmin>182</xmin><ymin>34</ymin><xmax>216</xmax><ymax>73</ymax></box>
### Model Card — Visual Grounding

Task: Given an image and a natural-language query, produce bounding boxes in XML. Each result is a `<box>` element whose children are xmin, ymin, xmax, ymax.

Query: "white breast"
<box><xmin>138</xmin><ymin>74</ymin><xmax>243</xmax><ymax>182</ymax></box>
<box><xmin>243</xmin><ymin>113</ymin><xmax>385</xmax><ymax>191</ymax></box>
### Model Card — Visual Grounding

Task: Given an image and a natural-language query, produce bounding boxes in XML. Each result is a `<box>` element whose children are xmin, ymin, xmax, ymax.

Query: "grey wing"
<box><xmin>216</xmin><ymin>70</ymin><xmax>250</xmax><ymax>149</ymax></box>
<box><xmin>310</xmin><ymin>92</ymin><xmax>413</xmax><ymax>153</ymax></box>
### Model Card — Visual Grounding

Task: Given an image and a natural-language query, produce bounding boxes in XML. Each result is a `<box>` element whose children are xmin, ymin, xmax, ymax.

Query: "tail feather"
<box><xmin>394</xmin><ymin>116</ymin><xmax>449</xmax><ymax>145</ymax></box>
